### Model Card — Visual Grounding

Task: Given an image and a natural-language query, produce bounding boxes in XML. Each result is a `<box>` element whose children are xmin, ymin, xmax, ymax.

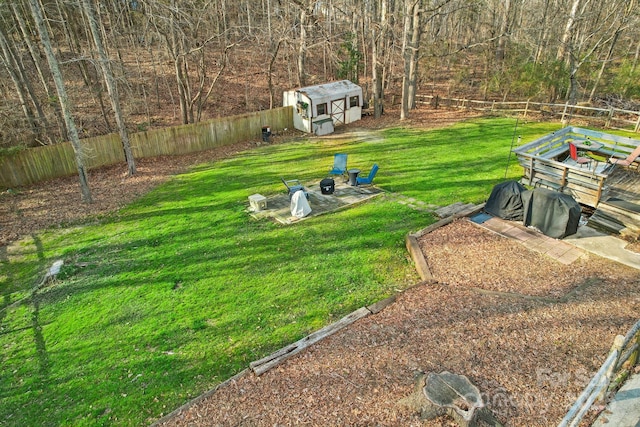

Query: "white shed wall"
<box><xmin>283</xmin><ymin>80</ymin><xmax>362</xmax><ymax>135</ymax></box>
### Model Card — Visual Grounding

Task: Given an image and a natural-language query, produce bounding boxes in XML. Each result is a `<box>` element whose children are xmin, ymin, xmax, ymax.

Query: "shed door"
<box><xmin>331</xmin><ymin>98</ymin><xmax>345</xmax><ymax>125</ymax></box>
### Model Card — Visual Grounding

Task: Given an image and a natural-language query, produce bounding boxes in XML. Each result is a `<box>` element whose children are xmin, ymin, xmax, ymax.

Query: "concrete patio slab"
<box><xmin>564</xmin><ymin>225</ymin><xmax>640</xmax><ymax>270</ymax></box>
<box><xmin>592</xmin><ymin>372</ymin><xmax>640</xmax><ymax>427</ymax></box>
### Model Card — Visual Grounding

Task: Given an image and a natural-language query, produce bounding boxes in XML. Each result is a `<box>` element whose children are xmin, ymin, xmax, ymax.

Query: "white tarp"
<box><xmin>290</xmin><ymin>190</ymin><xmax>311</xmax><ymax>218</ymax></box>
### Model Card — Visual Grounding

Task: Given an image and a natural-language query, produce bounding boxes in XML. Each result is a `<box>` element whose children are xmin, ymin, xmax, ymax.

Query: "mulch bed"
<box><xmin>156</xmin><ymin>219</ymin><xmax>639</xmax><ymax>426</ymax></box>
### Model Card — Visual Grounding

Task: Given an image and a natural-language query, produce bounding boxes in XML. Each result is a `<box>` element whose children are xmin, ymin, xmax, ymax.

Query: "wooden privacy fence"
<box><xmin>0</xmin><ymin>107</ymin><xmax>293</xmax><ymax>188</ymax></box>
<box><xmin>416</xmin><ymin>95</ymin><xmax>640</xmax><ymax>133</ymax></box>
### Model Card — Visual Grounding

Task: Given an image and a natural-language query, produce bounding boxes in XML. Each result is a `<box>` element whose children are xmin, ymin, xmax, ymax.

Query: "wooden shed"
<box><xmin>283</xmin><ymin>80</ymin><xmax>363</xmax><ymax>136</ymax></box>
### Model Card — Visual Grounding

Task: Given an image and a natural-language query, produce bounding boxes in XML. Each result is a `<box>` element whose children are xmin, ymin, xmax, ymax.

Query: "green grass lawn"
<box><xmin>0</xmin><ymin>118</ymin><xmax>562</xmax><ymax>426</ymax></box>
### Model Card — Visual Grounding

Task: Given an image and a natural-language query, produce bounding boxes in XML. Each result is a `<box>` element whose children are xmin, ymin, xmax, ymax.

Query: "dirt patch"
<box><xmin>625</xmin><ymin>240</ymin><xmax>640</xmax><ymax>254</ymax></box>
<box><xmin>156</xmin><ymin>219</ymin><xmax>639</xmax><ymax>427</ymax></box>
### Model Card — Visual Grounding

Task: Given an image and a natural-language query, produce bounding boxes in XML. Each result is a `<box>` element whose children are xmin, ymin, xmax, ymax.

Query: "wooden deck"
<box><xmin>513</xmin><ymin>126</ymin><xmax>640</xmax><ymax>239</ymax></box>
<box><xmin>588</xmin><ymin>168</ymin><xmax>640</xmax><ymax>239</ymax></box>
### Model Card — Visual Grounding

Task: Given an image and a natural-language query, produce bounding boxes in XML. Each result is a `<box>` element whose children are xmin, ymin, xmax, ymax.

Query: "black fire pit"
<box><xmin>320</xmin><ymin>178</ymin><xmax>335</xmax><ymax>194</ymax></box>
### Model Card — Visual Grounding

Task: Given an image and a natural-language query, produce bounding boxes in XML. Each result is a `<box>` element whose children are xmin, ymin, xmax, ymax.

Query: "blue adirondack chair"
<box><xmin>329</xmin><ymin>153</ymin><xmax>348</xmax><ymax>178</ymax></box>
<box><xmin>356</xmin><ymin>163</ymin><xmax>379</xmax><ymax>186</ymax></box>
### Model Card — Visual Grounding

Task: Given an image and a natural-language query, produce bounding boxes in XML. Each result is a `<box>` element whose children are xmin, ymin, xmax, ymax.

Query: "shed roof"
<box><xmin>296</xmin><ymin>80</ymin><xmax>361</xmax><ymax>104</ymax></box>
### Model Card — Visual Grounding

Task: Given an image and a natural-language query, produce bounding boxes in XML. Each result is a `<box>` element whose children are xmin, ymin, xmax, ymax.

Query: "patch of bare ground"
<box><xmin>625</xmin><ymin>240</ymin><xmax>640</xmax><ymax>254</ymax></box>
<box><xmin>156</xmin><ymin>219</ymin><xmax>639</xmax><ymax>427</ymax></box>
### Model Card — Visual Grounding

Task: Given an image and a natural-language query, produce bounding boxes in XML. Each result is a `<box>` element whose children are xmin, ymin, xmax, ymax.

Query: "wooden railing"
<box><xmin>415</xmin><ymin>95</ymin><xmax>640</xmax><ymax>133</ymax></box>
<box><xmin>509</xmin><ymin>126</ymin><xmax>635</xmax><ymax>207</ymax></box>
<box><xmin>558</xmin><ymin>319</ymin><xmax>640</xmax><ymax>427</ymax></box>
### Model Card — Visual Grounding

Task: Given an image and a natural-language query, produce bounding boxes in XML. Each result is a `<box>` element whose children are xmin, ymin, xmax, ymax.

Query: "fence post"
<box><xmin>597</xmin><ymin>335</ymin><xmax>625</xmax><ymax>402</ymax></box>
<box><xmin>624</xmin><ymin>330</ymin><xmax>640</xmax><ymax>372</ymax></box>
<box><xmin>524</xmin><ymin>100</ymin><xmax>529</xmax><ymax>118</ymax></box>
<box><xmin>634</xmin><ymin>112</ymin><xmax>640</xmax><ymax>133</ymax></box>
<box><xmin>605</xmin><ymin>107</ymin><xmax>614</xmax><ymax>128</ymax></box>
<box><xmin>561</xmin><ymin>102</ymin><xmax>569</xmax><ymax>125</ymax></box>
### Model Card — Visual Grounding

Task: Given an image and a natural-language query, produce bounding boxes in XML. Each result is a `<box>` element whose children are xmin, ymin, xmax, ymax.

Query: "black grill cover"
<box><xmin>485</xmin><ymin>181</ymin><xmax>526</xmax><ymax>221</ymax></box>
<box><xmin>521</xmin><ymin>188</ymin><xmax>581</xmax><ymax>238</ymax></box>
<box><xmin>320</xmin><ymin>178</ymin><xmax>335</xmax><ymax>194</ymax></box>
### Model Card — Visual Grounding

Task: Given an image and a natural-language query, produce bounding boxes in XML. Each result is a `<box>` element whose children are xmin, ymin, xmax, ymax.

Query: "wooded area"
<box><xmin>1</xmin><ymin>1</ymin><xmax>640</xmax><ymax>179</ymax></box>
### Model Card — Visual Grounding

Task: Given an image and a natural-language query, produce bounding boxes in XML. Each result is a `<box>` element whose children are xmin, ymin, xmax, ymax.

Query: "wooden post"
<box><xmin>524</xmin><ymin>100</ymin><xmax>529</xmax><ymax>118</ymax></box>
<box><xmin>528</xmin><ymin>157</ymin><xmax>534</xmax><ymax>186</ymax></box>
<box><xmin>596</xmin><ymin>178</ymin><xmax>604</xmax><ymax>205</ymax></box>
<box><xmin>561</xmin><ymin>167</ymin><xmax>568</xmax><ymax>187</ymax></box>
<box><xmin>634</xmin><ymin>112</ymin><xmax>640</xmax><ymax>133</ymax></box>
<box><xmin>627</xmin><ymin>331</ymin><xmax>640</xmax><ymax>368</ymax></box>
<box><xmin>605</xmin><ymin>107</ymin><xmax>614</xmax><ymax>128</ymax></box>
<box><xmin>597</xmin><ymin>335</ymin><xmax>625</xmax><ymax>402</ymax></box>
<box><xmin>561</xmin><ymin>102</ymin><xmax>569</xmax><ymax>125</ymax></box>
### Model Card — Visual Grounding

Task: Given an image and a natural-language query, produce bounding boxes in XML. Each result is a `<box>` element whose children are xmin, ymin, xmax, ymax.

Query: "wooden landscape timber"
<box><xmin>250</xmin><ymin>306</ymin><xmax>377</xmax><ymax>375</ymax></box>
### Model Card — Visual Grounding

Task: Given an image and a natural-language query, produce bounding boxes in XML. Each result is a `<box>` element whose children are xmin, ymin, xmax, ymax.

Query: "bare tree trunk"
<box><xmin>495</xmin><ymin>0</ymin><xmax>511</xmax><ymax>64</ymax></box>
<box><xmin>195</xmin><ymin>44</ymin><xmax>232</xmax><ymax>122</ymax></box>
<box><xmin>403</xmin><ymin>0</ymin><xmax>424</xmax><ymax>117</ymax></box>
<box><xmin>0</xmin><ymin>27</ymin><xmax>39</xmax><ymax>135</ymax></box>
<box><xmin>267</xmin><ymin>0</ymin><xmax>272</xmax><ymax>41</ymax></box>
<box><xmin>169</xmin><ymin>5</ymin><xmax>190</xmax><ymax>124</ymax></box>
<box><xmin>82</xmin><ymin>0</ymin><xmax>136</xmax><ymax>175</ymax></box>
<box><xmin>631</xmin><ymin>39</ymin><xmax>640</xmax><ymax>76</ymax></box>
<box><xmin>371</xmin><ymin>0</ymin><xmax>387</xmax><ymax>119</ymax></box>
<box><xmin>407</xmin><ymin>1</ymin><xmax>421</xmax><ymax>110</ymax></box>
<box><xmin>400</xmin><ymin>1</ymin><xmax>413</xmax><ymax>120</ymax></box>
<box><xmin>358</xmin><ymin>2</ymin><xmax>368</xmax><ymax>98</ymax></box>
<box><xmin>533</xmin><ymin>0</ymin><xmax>551</xmax><ymax>63</ymax></box>
<box><xmin>56</xmin><ymin>0</ymin><xmax>111</xmax><ymax>132</ymax></box>
<box><xmin>292</xmin><ymin>0</ymin><xmax>316</xmax><ymax>87</ymax></box>
<box><xmin>298</xmin><ymin>6</ymin><xmax>308</xmax><ymax>86</ymax></box>
<box><xmin>557</xmin><ymin>0</ymin><xmax>581</xmax><ymax>62</ymax></box>
<box><xmin>268</xmin><ymin>39</ymin><xmax>283</xmax><ymax>109</ymax></box>
<box><xmin>401</xmin><ymin>0</ymin><xmax>421</xmax><ymax>120</ymax></box>
<box><xmin>588</xmin><ymin>0</ymin><xmax>634</xmax><ymax>102</ymax></box>
<box><xmin>28</xmin><ymin>0</ymin><xmax>92</xmax><ymax>203</ymax></box>
<box><xmin>372</xmin><ymin>25</ymin><xmax>384</xmax><ymax>118</ymax></box>
<box><xmin>10</xmin><ymin>1</ymin><xmax>66</xmax><ymax>142</ymax></box>
<box><xmin>588</xmin><ymin>28</ymin><xmax>621</xmax><ymax>103</ymax></box>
